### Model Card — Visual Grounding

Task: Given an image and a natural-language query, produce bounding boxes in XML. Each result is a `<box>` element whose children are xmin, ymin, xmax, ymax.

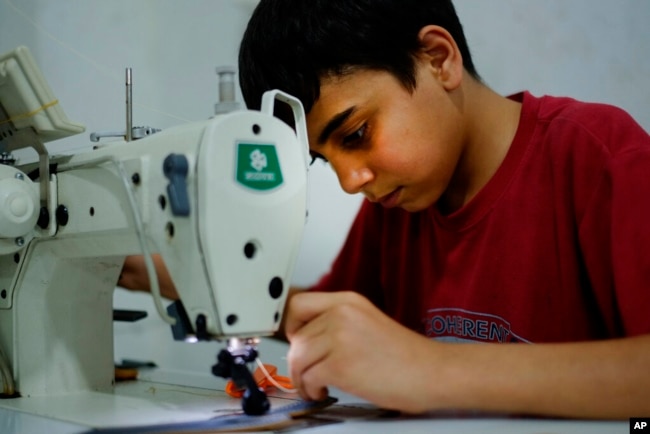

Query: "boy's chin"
<box><xmin>399</xmin><ymin>199</ymin><xmax>431</xmax><ymax>213</ymax></box>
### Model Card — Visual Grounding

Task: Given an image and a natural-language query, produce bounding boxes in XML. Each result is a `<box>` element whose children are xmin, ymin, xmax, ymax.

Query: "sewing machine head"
<box><xmin>0</xmin><ymin>46</ymin><xmax>309</xmax><ymax>415</ymax></box>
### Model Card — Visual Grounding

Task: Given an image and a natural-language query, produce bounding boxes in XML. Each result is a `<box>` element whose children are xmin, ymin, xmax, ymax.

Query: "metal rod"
<box><xmin>125</xmin><ymin>68</ymin><xmax>133</xmax><ymax>142</ymax></box>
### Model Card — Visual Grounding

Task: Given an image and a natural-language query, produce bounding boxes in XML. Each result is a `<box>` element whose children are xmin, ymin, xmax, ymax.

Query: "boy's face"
<box><xmin>306</xmin><ymin>63</ymin><xmax>465</xmax><ymax>212</ymax></box>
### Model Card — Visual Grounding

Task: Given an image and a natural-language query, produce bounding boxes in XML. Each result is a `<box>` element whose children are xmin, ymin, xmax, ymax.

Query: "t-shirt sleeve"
<box><xmin>577</xmin><ymin>106</ymin><xmax>650</xmax><ymax>336</ymax></box>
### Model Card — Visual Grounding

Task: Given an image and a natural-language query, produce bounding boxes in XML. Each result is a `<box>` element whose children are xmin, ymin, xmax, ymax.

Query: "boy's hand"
<box><xmin>284</xmin><ymin>291</ymin><xmax>439</xmax><ymax>413</ymax></box>
<box><xmin>284</xmin><ymin>292</ymin><xmax>650</xmax><ymax>418</ymax></box>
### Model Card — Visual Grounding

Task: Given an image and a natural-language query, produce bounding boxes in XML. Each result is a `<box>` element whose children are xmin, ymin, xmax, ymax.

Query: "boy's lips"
<box><xmin>377</xmin><ymin>187</ymin><xmax>403</xmax><ymax>208</ymax></box>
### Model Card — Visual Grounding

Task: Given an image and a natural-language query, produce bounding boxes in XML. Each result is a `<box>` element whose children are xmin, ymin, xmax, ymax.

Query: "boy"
<box><xmin>235</xmin><ymin>0</ymin><xmax>650</xmax><ymax>419</ymax></box>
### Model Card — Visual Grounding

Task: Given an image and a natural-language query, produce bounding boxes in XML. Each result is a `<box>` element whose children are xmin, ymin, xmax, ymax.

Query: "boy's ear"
<box><xmin>416</xmin><ymin>25</ymin><xmax>463</xmax><ymax>90</ymax></box>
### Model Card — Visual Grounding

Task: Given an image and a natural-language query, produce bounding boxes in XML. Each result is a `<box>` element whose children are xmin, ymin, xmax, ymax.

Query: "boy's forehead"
<box><xmin>311</xmin><ymin>69</ymin><xmax>387</xmax><ymax>114</ymax></box>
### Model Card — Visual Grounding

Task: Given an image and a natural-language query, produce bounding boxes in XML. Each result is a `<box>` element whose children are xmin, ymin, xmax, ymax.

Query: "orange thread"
<box><xmin>225</xmin><ymin>363</ymin><xmax>295</xmax><ymax>398</ymax></box>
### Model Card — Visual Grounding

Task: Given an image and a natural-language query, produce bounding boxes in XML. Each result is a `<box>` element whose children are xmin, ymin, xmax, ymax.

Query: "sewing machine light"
<box><xmin>0</xmin><ymin>46</ymin><xmax>84</xmax><ymax>153</ymax></box>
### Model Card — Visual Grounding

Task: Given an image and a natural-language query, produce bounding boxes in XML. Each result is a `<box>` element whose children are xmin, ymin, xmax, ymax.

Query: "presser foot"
<box><xmin>211</xmin><ymin>338</ymin><xmax>270</xmax><ymax>416</ymax></box>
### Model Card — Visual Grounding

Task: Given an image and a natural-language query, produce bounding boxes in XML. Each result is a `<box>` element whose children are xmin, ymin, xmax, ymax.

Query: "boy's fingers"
<box><xmin>284</xmin><ymin>291</ymin><xmax>331</xmax><ymax>337</ymax></box>
<box><xmin>284</xmin><ymin>291</ymin><xmax>356</xmax><ymax>338</ymax></box>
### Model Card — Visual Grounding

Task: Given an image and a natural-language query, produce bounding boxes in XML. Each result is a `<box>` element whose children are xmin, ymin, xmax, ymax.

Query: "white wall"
<box><xmin>456</xmin><ymin>0</ymin><xmax>650</xmax><ymax>128</ymax></box>
<box><xmin>1</xmin><ymin>0</ymin><xmax>649</xmax><ymax>381</ymax></box>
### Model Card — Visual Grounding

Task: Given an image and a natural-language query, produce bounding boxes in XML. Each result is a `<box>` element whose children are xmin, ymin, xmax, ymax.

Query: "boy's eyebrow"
<box><xmin>317</xmin><ymin>106</ymin><xmax>356</xmax><ymax>145</ymax></box>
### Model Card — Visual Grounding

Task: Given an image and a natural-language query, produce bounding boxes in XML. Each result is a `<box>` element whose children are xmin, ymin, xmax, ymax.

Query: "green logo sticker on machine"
<box><xmin>236</xmin><ymin>143</ymin><xmax>283</xmax><ymax>190</ymax></box>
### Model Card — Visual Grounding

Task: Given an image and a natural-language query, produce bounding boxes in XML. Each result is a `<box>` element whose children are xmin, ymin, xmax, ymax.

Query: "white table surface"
<box><xmin>0</xmin><ymin>368</ymin><xmax>629</xmax><ymax>434</ymax></box>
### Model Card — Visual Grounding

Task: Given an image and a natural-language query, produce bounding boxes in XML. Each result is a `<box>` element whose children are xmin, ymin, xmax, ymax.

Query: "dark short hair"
<box><xmin>239</xmin><ymin>0</ymin><xmax>478</xmax><ymax>117</ymax></box>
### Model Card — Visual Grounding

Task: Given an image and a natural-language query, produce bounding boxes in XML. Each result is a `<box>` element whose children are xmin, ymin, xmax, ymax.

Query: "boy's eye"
<box><xmin>342</xmin><ymin>124</ymin><xmax>366</xmax><ymax>147</ymax></box>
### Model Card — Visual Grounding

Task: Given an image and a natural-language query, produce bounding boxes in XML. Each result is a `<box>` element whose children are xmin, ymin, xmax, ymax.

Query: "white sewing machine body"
<box><xmin>0</xmin><ymin>46</ymin><xmax>309</xmax><ymax>423</ymax></box>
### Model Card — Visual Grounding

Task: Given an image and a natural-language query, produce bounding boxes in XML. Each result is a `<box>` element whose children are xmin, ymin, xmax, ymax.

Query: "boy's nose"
<box><xmin>333</xmin><ymin>159</ymin><xmax>373</xmax><ymax>195</ymax></box>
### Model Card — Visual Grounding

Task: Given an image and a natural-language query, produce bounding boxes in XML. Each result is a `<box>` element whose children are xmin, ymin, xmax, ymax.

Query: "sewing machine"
<box><xmin>0</xmin><ymin>46</ymin><xmax>309</xmax><ymax>426</ymax></box>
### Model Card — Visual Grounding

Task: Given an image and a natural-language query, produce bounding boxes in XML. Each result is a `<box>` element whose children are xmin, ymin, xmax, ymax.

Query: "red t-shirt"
<box><xmin>310</xmin><ymin>92</ymin><xmax>650</xmax><ymax>343</ymax></box>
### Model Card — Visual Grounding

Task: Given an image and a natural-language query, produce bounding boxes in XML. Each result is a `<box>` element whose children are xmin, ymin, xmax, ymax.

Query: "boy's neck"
<box><xmin>438</xmin><ymin>78</ymin><xmax>522</xmax><ymax>214</ymax></box>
